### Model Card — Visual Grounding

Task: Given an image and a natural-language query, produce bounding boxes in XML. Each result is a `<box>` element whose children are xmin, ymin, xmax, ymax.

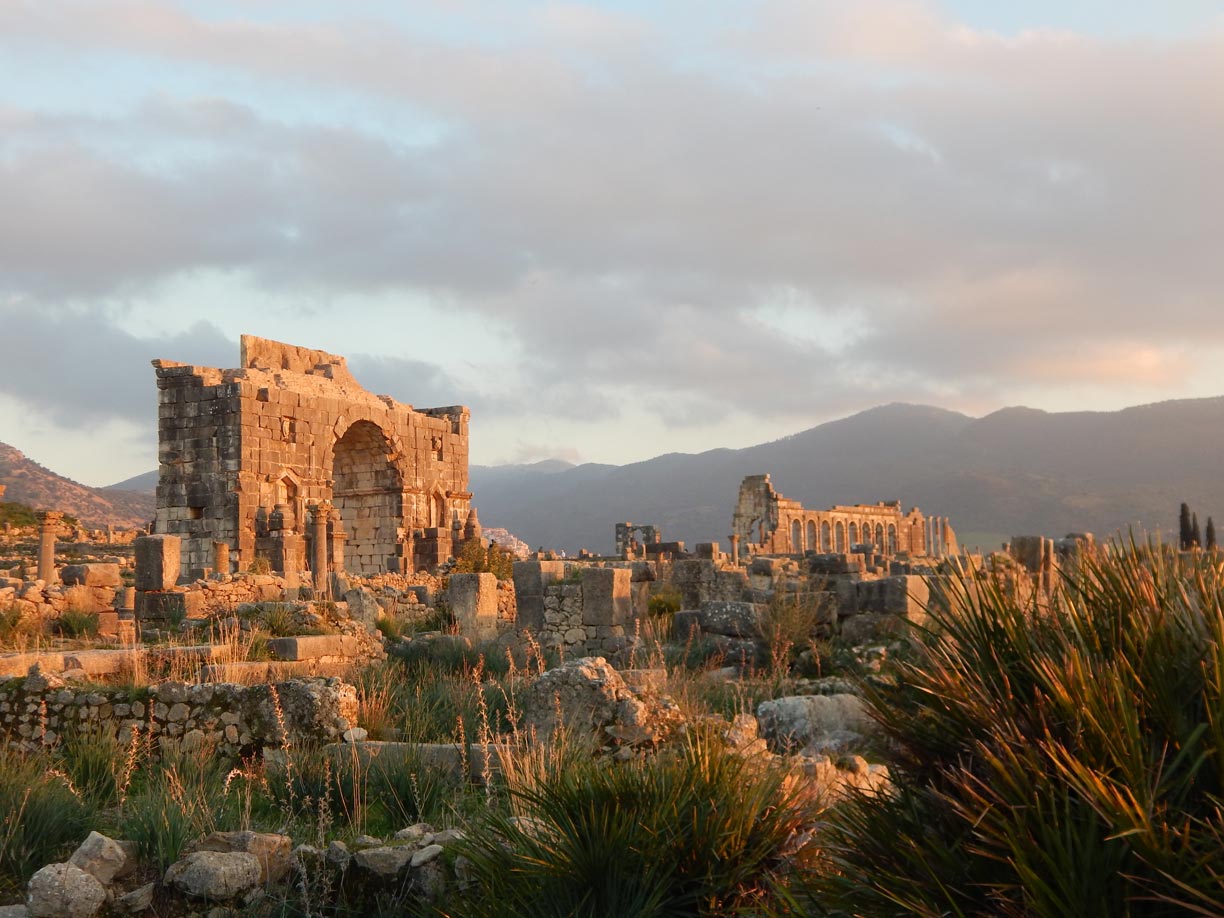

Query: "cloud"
<box><xmin>0</xmin><ymin>309</ymin><xmax>233</xmax><ymax>426</ymax></box>
<box><xmin>1</xmin><ymin>0</ymin><xmax>1221</xmax><ymax>455</ymax></box>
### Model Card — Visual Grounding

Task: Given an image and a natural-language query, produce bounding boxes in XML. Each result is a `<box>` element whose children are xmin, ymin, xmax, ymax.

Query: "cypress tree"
<box><xmin>1208</xmin><ymin>517</ymin><xmax>1217</xmax><ymax>551</ymax></box>
<box><xmin>1180</xmin><ymin>502</ymin><xmax>1193</xmax><ymax>550</ymax></box>
<box><xmin>1192</xmin><ymin>512</ymin><xmax>1202</xmax><ymax>548</ymax></box>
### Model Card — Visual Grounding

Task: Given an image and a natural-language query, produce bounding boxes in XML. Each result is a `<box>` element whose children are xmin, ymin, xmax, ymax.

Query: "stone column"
<box><xmin>213</xmin><ymin>541</ymin><xmax>230</xmax><ymax>576</ymax></box>
<box><xmin>37</xmin><ymin>511</ymin><xmax>62</xmax><ymax>584</ymax></box>
<box><xmin>729</xmin><ymin>534</ymin><xmax>740</xmax><ymax>565</ymax></box>
<box><xmin>329</xmin><ymin>507</ymin><xmax>347</xmax><ymax>574</ymax></box>
<box><xmin>310</xmin><ymin>502</ymin><xmax>330</xmax><ymax>592</ymax></box>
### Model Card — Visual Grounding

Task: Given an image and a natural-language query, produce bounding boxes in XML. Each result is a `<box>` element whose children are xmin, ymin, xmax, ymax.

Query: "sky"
<box><xmin>1</xmin><ymin>0</ymin><xmax>1222</xmax><ymax>487</ymax></box>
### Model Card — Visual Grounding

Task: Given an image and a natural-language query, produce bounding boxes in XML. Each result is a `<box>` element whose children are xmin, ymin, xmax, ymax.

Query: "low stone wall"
<box><xmin>0</xmin><ymin>671</ymin><xmax>357</xmax><ymax>756</ymax></box>
<box><xmin>538</xmin><ymin>568</ymin><xmax>635</xmax><ymax>656</ymax></box>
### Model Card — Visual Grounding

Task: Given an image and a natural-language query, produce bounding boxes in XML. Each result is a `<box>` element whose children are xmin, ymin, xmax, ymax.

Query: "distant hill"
<box><xmin>104</xmin><ymin>469</ymin><xmax>159</xmax><ymax>493</ymax></box>
<box><xmin>0</xmin><ymin>442</ymin><xmax>154</xmax><ymax>529</ymax></box>
<box><xmin>471</xmin><ymin>399</ymin><xmax>1222</xmax><ymax>554</ymax></box>
<box><xmin>8</xmin><ymin>396</ymin><xmax>1219</xmax><ymax>550</ymax></box>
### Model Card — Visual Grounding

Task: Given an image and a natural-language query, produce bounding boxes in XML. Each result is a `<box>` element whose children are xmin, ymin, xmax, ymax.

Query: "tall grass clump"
<box><xmin>821</xmin><ymin>538</ymin><xmax>1224</xmax><ymax>917</ymax></box>
<box><xmin>0</xmin><ymin>747</ymin><xmax>94</xmax><ymax>896</ymax></box>
<box><xmin>120</xmin><ymin>746</ymin><xmax>233</xmax><ymax>870</ymax></box>
<box><xmin>456</xmin><ymin>731</ymin><xmax>821</xmax><ymax>917</ymax></box>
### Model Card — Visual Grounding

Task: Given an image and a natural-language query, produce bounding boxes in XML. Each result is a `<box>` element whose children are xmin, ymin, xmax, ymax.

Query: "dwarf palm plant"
<box><xmin>821</xmin><ymin>538</ymin><xmax>1224</xmax><ymax>916</ymax></box>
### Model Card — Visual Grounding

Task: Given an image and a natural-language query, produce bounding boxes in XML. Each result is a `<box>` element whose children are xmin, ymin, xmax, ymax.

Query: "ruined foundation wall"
<box><xmin>0</xmin><ymin>675</ymin><xmax>357</xmax><ymax>757</ymax></box>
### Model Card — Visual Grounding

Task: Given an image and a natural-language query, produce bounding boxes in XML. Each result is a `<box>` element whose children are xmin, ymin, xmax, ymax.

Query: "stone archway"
<box><xmin>791</xmin><ymin>519</ymin><xmax>803</xmax><ymax>552</ymax></box>
<box><xmin>835</xmin><ymin>521</ymin><xmax>845</xmax><ymax>552</ymax></box>
<box><xmin>332</xmin><ymin>420</ymin><xmax>403</xmax><ymax>576</ymax></box>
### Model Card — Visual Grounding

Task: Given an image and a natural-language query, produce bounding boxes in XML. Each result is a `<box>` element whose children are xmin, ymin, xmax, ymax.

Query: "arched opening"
<box><xmin>791</xmin><ymin>519</ymin><xmax>803</xmax><ymax>552</ymax></box>
<box><xmin>835</xmin><ymin>522</ymin><xmax>845</xmax><ymax>552</ymax></box>
<box><xmin>848</xmin><ymin>522</ymin><xmax>859</xmax><ymax>546</ymax></box>
<box><xmin>887</xmin><ymin>524</ymin><xmax>898</xmax><ymax>554</ymax></box>
<box><xmin>874</xmin><ymin>523</ymin><xmax>884</xmax><ymax>550</ymax></box>
<box><xmin>820</xmin><ymin>520</ymin><xmax>831</xmax><ymax>551</ymax></box>
<box><xmin>806</xmin><ymin>520</ymin><xmax>818</xmax><ymax>552</ymax></box>
<box><xmin>332</xmin><ymin>421</ymin><xmax>402</xmax><ymax>576</ymax></box>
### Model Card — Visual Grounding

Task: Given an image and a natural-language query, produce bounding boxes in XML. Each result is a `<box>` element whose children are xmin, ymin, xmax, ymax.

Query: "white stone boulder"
<box><xmin>26</xmin><ymin>863</ymin><xmax>107</xmax><ymax>918</ymax></box>
<box><xmin>164</xmin><ymin>850</ymin><xmax>262</xmax><ymax>900</ymax></box>
<box><xmin>67</xmin><ymin>831</ymin><xmax>136</xmax><ymax>886</ymax></box>
<box><xmin>756</xmin><ymin>694</ymin><xmax>877</xmax><ymax>755</ymax></box>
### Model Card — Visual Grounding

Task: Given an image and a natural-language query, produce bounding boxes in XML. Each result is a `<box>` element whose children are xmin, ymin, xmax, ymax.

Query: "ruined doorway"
<box><xmin>332</xmin><ymin>421</ymin><xmax>403</xmax><ymax>576</ymax></box>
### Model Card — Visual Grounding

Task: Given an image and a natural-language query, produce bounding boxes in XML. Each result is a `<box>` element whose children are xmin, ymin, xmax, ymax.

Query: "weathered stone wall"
<box><xmin>153</xmin><ymin>335</ymin><xmax>471</xmax><ymax>579</ymax></box>
<box><xmin>0</xmin><ymin>673</ymin><xmax>357</xmax><ymax>756</ymax></box>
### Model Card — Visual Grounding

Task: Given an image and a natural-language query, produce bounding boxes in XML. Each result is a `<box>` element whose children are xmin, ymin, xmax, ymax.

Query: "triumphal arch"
<box><xmin>152</xmin><ymin>335</ymin><xmax>472</xmax><ymax>579</ymax></box>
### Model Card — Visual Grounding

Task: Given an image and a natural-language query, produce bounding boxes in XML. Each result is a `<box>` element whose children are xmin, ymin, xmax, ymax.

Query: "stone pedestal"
<box><xmin>448</xmin><ymin>573</ymin><xmax>499</xmax><ymax>643</ymax></box>
<box><xmin>135</xmin><ymin>535</ymin><xmax>181</xmax><ymax>592</ymax></box>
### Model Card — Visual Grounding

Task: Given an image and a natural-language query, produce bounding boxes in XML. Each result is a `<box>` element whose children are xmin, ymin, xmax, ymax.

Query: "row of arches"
<box><xmin>789</xmin><ymin>518</ymin><xmax>899</xmax><ymax>555</ymax></box>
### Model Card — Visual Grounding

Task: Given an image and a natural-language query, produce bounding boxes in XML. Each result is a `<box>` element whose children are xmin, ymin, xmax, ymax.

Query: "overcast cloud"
<box><xmin>1</xmin><ymin>1</ymin><xmax>1221</xmax><ymax>483</ymax></box>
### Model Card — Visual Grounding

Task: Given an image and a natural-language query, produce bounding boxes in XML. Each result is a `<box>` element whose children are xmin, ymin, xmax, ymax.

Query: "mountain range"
<box><xmin>3</xmin><ymin>398</ymin><xmax>1220</xmax><ymax>550</ymax></box>
<box><xmin>0</xmin><ymin>442</ymin><xmax>154</xmax><ymax>529</ymax></box>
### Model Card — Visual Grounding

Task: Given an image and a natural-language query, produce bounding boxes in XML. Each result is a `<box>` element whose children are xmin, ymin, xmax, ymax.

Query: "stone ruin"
<box><xmin>615</xmin><ymin>522</ymin><xmax>660</xmax><ymax>558</ymax></box>
<box><xmin>730</xmin><ymin>474</ymin><xmax>957</xmax><ymax>562</ymax></box>
<box><xmin>153</xmin><ymin>335</ymin><xmax>475</xmax><ymax>581</ymax></box>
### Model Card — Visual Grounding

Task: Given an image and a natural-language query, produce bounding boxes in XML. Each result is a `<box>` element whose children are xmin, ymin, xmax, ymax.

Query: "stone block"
<box><xmin>267</xmin><ymin>634</ymin><xmax>361</xmax><ymax>661</ymax></box>
<box><xmin>60</xmin><ymin>563</ymin><xmax>122</xmax><ymax>588</ymax></box>
<box><xmin>135</xmin><ymin>590</ymin><xmax>204</xmax><ymax>623</ymax></box>
<box><xmin>135</xmin><ymin>535</ymin><xmax>181</xmax><ymax>591</ymax></box>
<box><xmin>697</xmin><ymin>600</ymin><xmax>761</xmax><ymax>638</ymax></box>
<box><xmin>580</xmin><ymin>567</ymin><xmax>632</xmax><ymax>627</ymax></box>
<box><xmin>855</xmin><ymin>576</ymin><xmax>929</xmax><ymax>622</ymax></box>
<box><xmin>447</xmin><ymin>572</ymin><xmax>498</xmax><ymax>642</ymax></box>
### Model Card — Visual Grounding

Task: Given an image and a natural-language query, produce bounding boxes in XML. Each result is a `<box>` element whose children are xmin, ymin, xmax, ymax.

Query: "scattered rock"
<box><xmin>352</xmin><ymin>846</ymin><xmax>412</xmax><ymax>880</ymax></box>
<box><xmin>26</xmin><ymin>863</ymin><xmax>107</xmax><ymax>918</ymax></box>
<box><xmin>189</xmin><ymin>831</ymin><xmax>292</xmax><ymax>884</ymax></box>
<box><xmin>410</xmin><ymin>844</ymin><xmax>444</xmax><ymax>868</ymax></box>
<box><xmin>521</xmin><ymin>657</ymin><xmax>684</xmax><ymax>749</ymax></box>
<box><xmin>164</xmin><ymin>851</ymin><xmax>262</xmax><ymax>901</ymax></box>
<box><xmin>115</xmin><ymin>882</ymin><xmax>155</xmax><ymax>914</ymax></box>
<box><xmin>756</xmin><ymin>694</ymin><xmax>876</xmax><ymax>755</ymax></box>
<box><xmin>67</xmin><ymin>831</ymin><xmax>136</xmax><ymax>886</ymax></box>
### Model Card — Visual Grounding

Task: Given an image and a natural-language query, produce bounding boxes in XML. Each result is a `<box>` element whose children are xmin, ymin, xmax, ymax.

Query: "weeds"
<box><xmin>0</xmin><ymin>747</ymin><xmax>94</xmax><ymax>896</ymax></box>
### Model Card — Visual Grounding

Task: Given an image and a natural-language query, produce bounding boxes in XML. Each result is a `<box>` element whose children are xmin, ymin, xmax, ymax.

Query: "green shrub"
<box><xmin>647</xmin><ymin>586</ymin><xmax>682</xmax><ymax>617</ymax></box>
<box><xmin>375</xmin><ymin>615</ymin><xmax>404</xmax><ymax>642</ymax></box>
<box><xmin>54</xmin><ymin>609</ymin><xmax>99</xmax><ymax>639</ymax></box>
<box><xmin>0</xmin><ymin>748</ymin><xmax>94</xmax><ymax>895</ymax></box>
<box><xmin>456</xmin><ymin>733</ymin><xmax>820</xmax><ymax>917</ymax></box>
<box><xmin>820</xmin><ymin>539</ymin><xmax>1224</xmax><ymax>916</ymax></box>
<box><xmin>257</xmin><ymin>604</ymin><xmax>297</xmax><ymax>641</ymax></box>
<box><xmin>0</xmin><ymin>605</ymin><xmax>40</xmax><ymax>643</ymax></box>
